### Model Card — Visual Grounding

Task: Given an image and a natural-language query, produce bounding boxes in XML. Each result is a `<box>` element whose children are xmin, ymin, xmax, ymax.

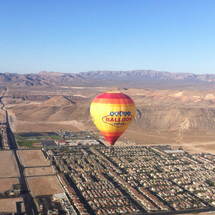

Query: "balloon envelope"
<box><xmin>90</xmin><ymin>91</ymin><xmax>136</xmax><ymax>145</ymax></box>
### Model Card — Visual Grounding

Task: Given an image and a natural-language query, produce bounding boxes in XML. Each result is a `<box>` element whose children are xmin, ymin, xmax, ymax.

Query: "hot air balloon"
<box><xmin>90</xmin><ymin>91</ymin><xmax>136</xmax><ymax>147</ymax></box>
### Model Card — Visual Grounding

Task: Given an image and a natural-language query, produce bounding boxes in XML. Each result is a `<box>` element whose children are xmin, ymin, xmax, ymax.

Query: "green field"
<box><xmin>17</xmin><ymin>140</ymin><xmax>41</xmax><ymax>148</ymax></box>
<box><xmin>15</xmin><ymin>132</ymin><xmax>60</xmax><ymax>140</ymax></box>
<box><xmin>15</xmin><ymin>132</ymin><xmax>61</xmax><ymax>148</ymax></box>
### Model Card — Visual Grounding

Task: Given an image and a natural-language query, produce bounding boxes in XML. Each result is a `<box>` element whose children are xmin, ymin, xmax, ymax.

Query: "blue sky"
<box><xmin>0</xmin><ymin>0</ymin><xmax>215</xmax><ymax>74</ymax></box>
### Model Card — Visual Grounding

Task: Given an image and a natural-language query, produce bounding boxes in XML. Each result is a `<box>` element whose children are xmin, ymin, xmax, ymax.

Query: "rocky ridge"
<box><xmin>1</xmin><ymin>70</ymin><xmax>215</xmax><ymax>88</ymax></box>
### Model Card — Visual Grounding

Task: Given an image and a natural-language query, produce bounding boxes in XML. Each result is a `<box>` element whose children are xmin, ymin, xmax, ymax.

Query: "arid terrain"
<box><xmin>2</xmin><ymin>86</ymin><xmax>215</xmax><ymax>154</ymax></box>
<box><xmin>2</xmin><ymin>71</ymin><xmax>215</xmax><ymax>154</ymax></box>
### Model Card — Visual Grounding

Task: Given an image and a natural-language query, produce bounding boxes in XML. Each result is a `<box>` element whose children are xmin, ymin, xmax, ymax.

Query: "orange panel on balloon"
<box><xmin>90</xmin><ymin>91</ymin><xmax>136</xmax><ymax>145</ymax></box>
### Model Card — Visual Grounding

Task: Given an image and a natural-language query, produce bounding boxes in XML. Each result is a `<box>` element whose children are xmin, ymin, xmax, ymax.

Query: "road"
<box><xmin>0</xmin><ymin>86</ymin><xmax>6</xmax><ymax>149</ymax></box>
<box><xmin>0</xmin><ymin>86</ymin><xmax>38</xmax><ymax>215</ymax></box>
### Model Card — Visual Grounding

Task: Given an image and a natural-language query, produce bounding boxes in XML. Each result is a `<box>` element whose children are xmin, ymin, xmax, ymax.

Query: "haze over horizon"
<box><xmin>1</xmin><ymin>0</ymin><xmax>215</xmax><ymax>75</ymax></box>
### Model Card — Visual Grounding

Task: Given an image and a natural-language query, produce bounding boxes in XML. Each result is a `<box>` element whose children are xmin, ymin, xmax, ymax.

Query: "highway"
<box><xmin>0</xmin><ymin>86</ymin><xmax>38</xmax><ymax>215</ymax></box>
<box><xmin>0</xmin><ymin>86</ymin><xmax>6</xmax><ymax>149</ymax></box>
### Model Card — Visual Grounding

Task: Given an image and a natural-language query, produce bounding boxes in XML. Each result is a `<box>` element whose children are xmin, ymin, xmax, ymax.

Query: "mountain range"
<box><xmin>1</xmin><ymin>70</ymin><xmax>215</xmax><ymax>88</ymax></box>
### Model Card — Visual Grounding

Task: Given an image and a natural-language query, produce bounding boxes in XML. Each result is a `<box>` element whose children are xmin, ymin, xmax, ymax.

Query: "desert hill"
<box><xmin>43</xmin><ymin>96</ymin><xmax>75</xmax><ymax>106</ymax></box>
<box><xmin>6</xmin><ymin>88</ymin><xmax>215</xmax><ymax>136</ymax></box>
<box><xmin>6</xmin><ymin>95</ymin><xmax>89</xmax><ymax>122</ymax></box>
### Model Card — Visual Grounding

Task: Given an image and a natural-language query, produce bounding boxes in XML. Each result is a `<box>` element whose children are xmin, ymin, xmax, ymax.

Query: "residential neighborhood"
<box><xmin>42</xmin><ymin>143</ymin><xmax>215</xmax><ymax>214</ymax></box>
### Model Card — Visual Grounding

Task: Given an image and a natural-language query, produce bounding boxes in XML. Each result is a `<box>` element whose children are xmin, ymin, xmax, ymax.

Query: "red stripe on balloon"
<box><xmin>96</xmin><ymin>92</ymin><xmax>132</xmax><ymax>100</ymax></box>
<box><xmin>103</xmin><ymin>135</ymin><xmax>122</xmax><ymax>145</ymax></box>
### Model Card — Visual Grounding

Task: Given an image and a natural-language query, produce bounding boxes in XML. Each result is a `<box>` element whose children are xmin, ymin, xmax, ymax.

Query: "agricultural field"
<box><xmin>0</xmin><ymin>151</ymin><xmax>19</xmax><ymax>178</ymax></box>
<box><xmin>24</xmin><ymin>167</ymin><xmax>54</xmax><ymax>177</ymax></box>
<box><xmin>0</xmin><ymin>178</ymin><xmax>19</xmax><ymax>193</ymax></box>
<box><xmin>17</xmin><ymin>149</ymin><xmax>63</xmax><ymax>197</ymax></box>
<box><xmin>17</xmin><ymin>150</ymin><xmax>49</xmax><ymax>167</ymax></box>
<box><xmin>15</xmin><ymin>132</ymin><xmax>61</xmax><ymax>148</ymax></box>
<box><xmin>26</xmin><ymin>176</ymin><xmax>63</xmax><ymax>197</ymax></box>
<box><xmin>0</xmin><ymin>197</ymin><xmax>24</xmax><ymax>213</ymax></box>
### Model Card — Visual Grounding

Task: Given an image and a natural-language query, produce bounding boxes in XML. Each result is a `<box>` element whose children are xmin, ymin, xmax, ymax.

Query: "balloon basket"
<box><xmin>109</xmin><ymin>145</ymin><xmax>114</xmax><ymax>153</ymax></box>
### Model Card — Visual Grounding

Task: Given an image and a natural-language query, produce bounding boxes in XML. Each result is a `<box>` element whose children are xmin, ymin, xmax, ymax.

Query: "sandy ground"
<box><xmin>0</xmin><ymin>151</ymin><xmax>19</xmax><ymax>178</ymax></box>
<box><xmin>26</xmin><ymin>175</ymin><xmax>63</xmax><ymax>197</ymax></box>
<box><xmin>0</xmin><ymin>197</ymin><xmax>23</xmax><ymax>213</ymax></box>
<box><xmin>24</xmin><ymin>167</ymin><xmax>54</xmax><ymax>177</ymax></box>
<box><xmin>121</xmin><ymin>129</ymin><xmax>215</xmax><ymax>154</ymax></box>
<box><xmin>10</xmin><ymin>120</ymin><xmax>84</xmax><ymax>133</ymax></box>
<box><xmin>178</xmin><ymin>141</ymin><xmax>215</xmax><ymax>154</ymax></box>
<box><xmin>0</xmin><ymin>178</ymin><xmax>19</xmax><ymax>192</ymax></box>
<box><xmin>17</xmin><ymin>150</ymin><xmax>49</xmax><ymax>167</ymax></box>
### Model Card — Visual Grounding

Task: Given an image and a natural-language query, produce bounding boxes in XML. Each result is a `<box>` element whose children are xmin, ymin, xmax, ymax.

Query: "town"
<box><xmin>39</xmin><ymin>140</ymin><xmax>215</xmax><ymax>214</ymax></box>
<box><xmin>1</xmin><ymin>125</ymin><xmax>215</xmax><ymax>214</ymax></box>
